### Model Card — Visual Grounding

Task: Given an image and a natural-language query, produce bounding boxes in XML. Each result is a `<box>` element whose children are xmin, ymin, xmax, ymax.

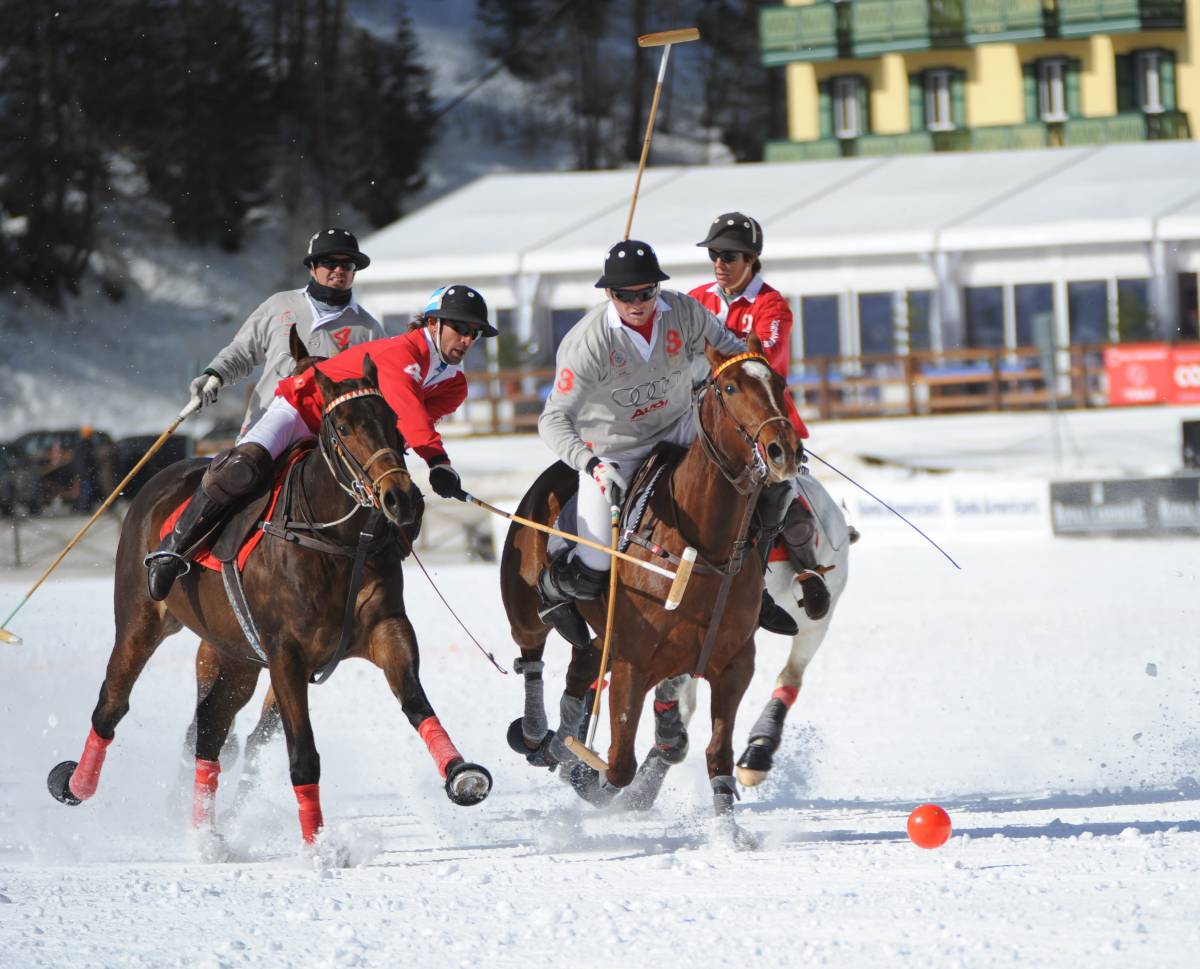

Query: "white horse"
<box><xmin>625</xmin><ymin>473</ymin><xmax>854</xmax><ymax>808</ymax></box>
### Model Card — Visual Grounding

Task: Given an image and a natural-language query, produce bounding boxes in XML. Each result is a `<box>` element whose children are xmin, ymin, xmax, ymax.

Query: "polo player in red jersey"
<box><xmin>145</xmin><ymin>284</ymin><xmax>495</xmax><ymax>601</ymax></box>
<box><xmin>690</xmin><ymin>213</ymin><xmax>830</xmax><ymax>623</ymax></box>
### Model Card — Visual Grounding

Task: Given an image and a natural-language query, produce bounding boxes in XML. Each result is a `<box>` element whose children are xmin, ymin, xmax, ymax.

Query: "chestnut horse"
<box><xmin>501</xmin><ymin>338</ymin><xmax>799</xmax><ymax>836</ymax></box>
<box><xmin>48</xmin><ymin>353</ymin><xmax>491</xmax><ymax>847</ymax></box>
<box><xmin>624</xmin><ymin>474</ymin><xmax>855</xmax><ymax>809</ymax></box>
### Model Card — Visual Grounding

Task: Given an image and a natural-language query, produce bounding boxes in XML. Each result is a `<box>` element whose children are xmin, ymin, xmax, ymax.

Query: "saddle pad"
<box><xmin>159</xmin><ymin>447</ymin><xmax>308</xmax><ymax>574</ymax></box>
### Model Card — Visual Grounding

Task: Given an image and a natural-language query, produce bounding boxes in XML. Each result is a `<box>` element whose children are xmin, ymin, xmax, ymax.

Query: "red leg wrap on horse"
<box><xmin>192</xmin><ymin>758</ymin><xmax>220</xmax><ymax>828</ymax></box>
<box><xmin>653</xmin><ymin>699</ymin><xmax>678</xmax><ymax>714</ymax></box>
<box><xmin>772</xmin><ymin>685</ymin><xmax>800</xmax><ymax>708</ymax></box>
<box><xmin>293</xmin><ymin>784</ymin><xmax>323</xmax><ymax>843</ymax></box>
<box><xmin>68</xmin><ymin>727</ymin><xmax>113</xmax><ymax>801</ymax></box>
<box><xmin>417</xmin><ymin>716</ymin><xmax>462</xmax><ymax>779</ymax></box>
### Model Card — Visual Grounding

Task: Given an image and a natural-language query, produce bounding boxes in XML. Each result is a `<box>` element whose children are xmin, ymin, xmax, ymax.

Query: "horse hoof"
<box><xmin>48</xmin><ymin>761</ymin><xmax>82</xmax><ymax>806</ymax></box>
<box><xmin>735</xmin><ymin>766</ymin><xmax>768</xmax><ymax>788</ymax></box>
<box><xmin>567</xmin><ymin>762</ymin><xmax>618</xmax><ymax>807</ymax></box>
<box><xmin>506</xmin><ymin>718</ymin><xmax>556</xmax><ymax>768</ymax></box>
<box><xmin>655</xmin><ymin>728</ymin><xmax>689</xmax><ymax>766</ymax></box>
<box><xmin>737</xmin><ymin>740</ymin><xmax>774</xmax><ymax>772</ymax></box>
<box><xmin>445</xmin><ymin>761</ymin><xmax>492</xmax><ymax>806</ymax></box>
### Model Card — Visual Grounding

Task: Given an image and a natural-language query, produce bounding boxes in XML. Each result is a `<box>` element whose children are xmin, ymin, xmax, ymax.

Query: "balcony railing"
<box><xmin>964</xmin><ymin>0</ymin><xmax>1050</xmax><ymax>44</ymax></box>
<box><xmin>969</xmin><ymin>121</ymin><xmax>1049</xmax><ymax>150</ymax></box>
<box><xmin>1056</xmin><ymin>0</ymin><xmax>1185</xmax><ymax>37</ymax></box>
<box><xmin>760</xmin><ymin>2</ymin><xmax>843</xmax><ymax>64</ymax></box>
<box><xmin>764</xmin><ymin>110</ymin><xmax>1187</xmax><ymax>162</ymax></box>
<box><xmin>851</xmin><ymin>0</ymin><xmax>964</xmax><ymax>56</ymax></box>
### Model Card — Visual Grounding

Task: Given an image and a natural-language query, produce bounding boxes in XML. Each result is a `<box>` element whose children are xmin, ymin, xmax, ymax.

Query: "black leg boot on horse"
<box><xmin>779</xmin><ymin>496</ymin><xmax>831</xmax><ymax>621</ymax></box>
<box><xmin>144</xmin><ymin>444</ymin><xmax>275</xmax><ymax>602</ymax></box>
<box><xmin>754</xmin><ymin>482</ymin><xmax>800</xmax><ymax>636</ymax></box>
<box><xmin>625</xmin><ymin>674</ymin><xmax>691</xmax><ymax>811</ymax></box>
<box><xmin>536</xmin><ymin>548</ymin><xmax>608</xmax><ymax>649</ymax></box>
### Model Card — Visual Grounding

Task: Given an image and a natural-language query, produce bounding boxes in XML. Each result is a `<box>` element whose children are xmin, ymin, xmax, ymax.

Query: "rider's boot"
<box><xmin>145</xmin><ymin>444</ymin><xmax>274</xmax><ymax>601</ymax></box>
<box><xmin>780</xmin><ymin>498</ymin><xmax>831</xmax><ymax>621</ymax></box>
<box><xmin>754</xmin><ymin>482</ymin><xmax>800</xmax><ymax>637</ymax></box>
<box><xmin>536</xmin><ymin>548</ymin><xmax>607</xmax><ymax>650</ymax></box>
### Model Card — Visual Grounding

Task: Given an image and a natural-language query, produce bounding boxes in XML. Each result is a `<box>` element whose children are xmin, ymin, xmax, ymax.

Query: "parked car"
<box><xmin>0</xmin><ymin>428</ymin><xmax>118</xmax><ymax>516</ymax></box>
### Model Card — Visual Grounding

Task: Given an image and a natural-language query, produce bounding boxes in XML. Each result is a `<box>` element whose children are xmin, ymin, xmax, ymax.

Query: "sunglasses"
<box><xmin>315</xmin><ymin>257</ymin><xmax>357</xmax><ymax>271</ymax></box>
<box><xmin>442</xmin><ymin>318</ymin><xmax>484</xmax><ymax>339</ymax></box>
<box><xmin>611</xmin><ymin>285</ymin><xmax>659</xmax><ymax>304</ymax></box>
<box><xmin>708</xmin><ymin>249</ymin><xmax>746</xmax><ymax>264</ymax></box>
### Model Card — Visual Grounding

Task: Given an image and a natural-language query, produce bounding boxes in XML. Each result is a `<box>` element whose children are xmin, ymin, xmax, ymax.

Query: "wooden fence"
<box><xmin>451</xmin><ymin>344</ymin><xmax>1108</xmax><ymax>435</ymax></box>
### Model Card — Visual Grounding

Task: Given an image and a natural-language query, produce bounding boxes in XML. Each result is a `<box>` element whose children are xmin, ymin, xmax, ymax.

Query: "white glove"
<box><xmin>188</xmin><ymin>372</ymin><xmax>222</xmax><ymax>410</ymax></box>
<box><xmin>591</xmin><ymin>460</ymin><xmax>629</xmax><ymax>509</ymax></box>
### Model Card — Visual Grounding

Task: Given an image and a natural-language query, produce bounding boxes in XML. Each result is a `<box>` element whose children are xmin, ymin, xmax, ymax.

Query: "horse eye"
<box><xmin>724</xmin><ymin>382</ymin><xmax>737</xmax><ymax>394</ymax></box>
<box><xmin>337</xmin><ymin>423</ymin><xmax>350</xmax><ymax>435</ymax></box>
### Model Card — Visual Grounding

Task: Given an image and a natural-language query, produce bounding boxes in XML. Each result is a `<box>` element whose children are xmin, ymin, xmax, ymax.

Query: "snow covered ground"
<box><xmin>2</xmin><ymin>406</ymin><xmax>1200</xmax><ymax>968</ymax></box>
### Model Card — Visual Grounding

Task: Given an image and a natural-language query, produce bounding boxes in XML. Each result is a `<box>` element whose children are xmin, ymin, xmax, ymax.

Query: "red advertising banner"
<box><xmin>1169</xmin><ymin>344</ymin><xmax>1200</xmax><ymax>404</ymax></box>
<box><xmin>1105</xmin><ymin>344</ymin><xmax>1173</xmax><ymax>405</ymax></box>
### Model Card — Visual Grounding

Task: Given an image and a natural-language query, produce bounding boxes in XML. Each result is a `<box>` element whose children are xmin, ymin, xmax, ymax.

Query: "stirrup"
<box><xmin>143</xmin><ymin>550</ymin><xmax>192</xmax><ymax>578</ymax></box>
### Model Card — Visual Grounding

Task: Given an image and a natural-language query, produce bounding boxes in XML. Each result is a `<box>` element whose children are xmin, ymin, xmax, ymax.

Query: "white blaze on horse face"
<box><xmin>741</xmin><ymin>360</ymin><xmax>783</xmax><ymax>414</ymax></box>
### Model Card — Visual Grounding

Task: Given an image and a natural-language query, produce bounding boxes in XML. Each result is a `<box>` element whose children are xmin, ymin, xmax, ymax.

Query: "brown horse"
<box><xmin>48</xmin><ymin>350</ymin><xmax>491</xmax><ymax>848</ymax></box>
<box><xmin>500</xmin><ymin>338</ymin><xmax>799</xmax><ymax>836</ymax></box>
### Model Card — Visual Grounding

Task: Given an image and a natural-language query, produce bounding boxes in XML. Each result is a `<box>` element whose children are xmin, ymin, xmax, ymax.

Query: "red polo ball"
<box><xmin>907</xmin><ymin>803</ymin><xmax>952</xmax><ymax>849</ymax></box>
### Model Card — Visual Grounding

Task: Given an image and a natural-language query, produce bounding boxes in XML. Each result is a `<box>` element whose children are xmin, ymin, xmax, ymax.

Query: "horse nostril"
<box><xmin>383</xmin><ymin>489</ymin><xmax>407</xmax><ymax>523</ymax></box>
<box><xmin>767</xmin><ymin>442</ymin><xmax>785</xmax><ymax>465</ymax></box>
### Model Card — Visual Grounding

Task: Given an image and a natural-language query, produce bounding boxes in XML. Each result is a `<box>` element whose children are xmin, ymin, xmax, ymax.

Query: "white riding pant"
<box><xmin>573</xmin><ymin>411</ymin><xmax>695</xmax><ymax>571</ymax></box>
<box><xmin>237</xmin><ymin>397</ymin><xmax>314</xmax><ymax>459</ymax></box>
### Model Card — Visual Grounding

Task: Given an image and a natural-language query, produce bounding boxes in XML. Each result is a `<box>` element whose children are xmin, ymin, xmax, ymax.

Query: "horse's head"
<box><xmin>312</xmin><ymin>356</ymin><xmax>420</xmax><ymax>528</ymax></box>
<box><xmin>701</xmin><ymin>336</ymin><xmax>799</xmax><ymax>484</ymax></box>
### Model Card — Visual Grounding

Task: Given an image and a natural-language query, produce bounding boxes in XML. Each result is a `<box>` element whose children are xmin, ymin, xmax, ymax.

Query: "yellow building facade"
<box><xmin>763</xmin><ymin>0</ymin><xmax>1196</xmax><ymax>158</ymax></box>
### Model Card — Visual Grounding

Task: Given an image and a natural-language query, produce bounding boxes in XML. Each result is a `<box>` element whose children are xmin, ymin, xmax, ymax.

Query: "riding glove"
<box><xmin>429</xmin><ymin>463</ymin><xmax>466</xmax><ymax>501</ymax></box>
<box><xmin>589</xmin><ymin>459</ymin><xmax>629</xmax><ymax>509</ymax></box>
<box><xmin>188</xmin><ymin>371</ymin><xmax>223</xmax><ymax>410</ymax></box>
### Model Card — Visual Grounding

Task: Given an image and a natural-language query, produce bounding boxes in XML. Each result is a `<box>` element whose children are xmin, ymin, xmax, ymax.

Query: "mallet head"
<box><xmin>638</xmin><ymin>27</ymin><xmax>700</xmax><ymax>48</ymax></box>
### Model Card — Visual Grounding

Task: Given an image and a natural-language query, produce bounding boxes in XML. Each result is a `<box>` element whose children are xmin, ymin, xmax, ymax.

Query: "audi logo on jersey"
<box><xmin>611</xmin><ymin>370</ymin><xmax>682</xmax><ymax>408</ymax></box>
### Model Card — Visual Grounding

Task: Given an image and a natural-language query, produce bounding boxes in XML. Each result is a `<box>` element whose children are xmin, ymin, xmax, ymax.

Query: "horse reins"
<box><xmin>320</xmin><ymin>388</ymin><xmax>410</xmax><ymax>511</ymax></box>
<box><xmin>685</xmin><ymin>352</ymin><xmax>793</xmax><ymax>677</ymax></box>
<box><xmin>696</xmin><ymin>352</ymin><xmax>791</xmax><ymax>495</ymax></box>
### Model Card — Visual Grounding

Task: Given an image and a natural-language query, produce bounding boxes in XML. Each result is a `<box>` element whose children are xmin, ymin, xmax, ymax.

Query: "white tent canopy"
<box><xmin>358</xmin><ymin>141</ymin><xmax>1200</xmax><ymax>356</ymax></box>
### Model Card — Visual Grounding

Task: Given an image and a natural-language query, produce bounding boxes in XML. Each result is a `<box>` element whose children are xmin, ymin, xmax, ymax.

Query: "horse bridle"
<box><xmin>693</xmin><ymin>352</ymin><xmax>792</xmax><ymax>495</ymax></box>
<box><xmin>319</xmin><ymin>388</ymin><xmax>410</xmax><ymax>510</ymax></box>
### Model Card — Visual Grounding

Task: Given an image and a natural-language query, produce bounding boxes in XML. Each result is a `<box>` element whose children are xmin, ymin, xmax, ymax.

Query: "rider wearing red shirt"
<box><xmin>691</xmin><ymin>213</ymin><xmax>830</xmax><ymax>624</ymax></box>
<box><xmin>145</xmin><ymin>284</ymin><xmax>495</xmax><ymax>601</ymax></box>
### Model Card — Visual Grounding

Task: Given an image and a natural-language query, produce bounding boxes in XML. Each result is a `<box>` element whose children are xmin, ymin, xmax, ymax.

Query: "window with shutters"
<box><xmin>1038</xmin><ymin>59</ymin><xmax>1069</xmax><ymax>122</ymax></box>
<box><xmin>925</xmin><ymin>70</ymin><xmax>955</xmax><ymax>131</ymax></box>
<box><xmin>831</xmin><ymin>76</ymin><xmax>865</xmax><ymax>138</ymax></box>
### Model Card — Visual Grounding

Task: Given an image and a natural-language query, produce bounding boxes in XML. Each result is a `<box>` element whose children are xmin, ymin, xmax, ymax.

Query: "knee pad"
<box><xmin>202</xmin><ymin>445</ymin><xmax>273</xmax><ymax>503</ymax></box>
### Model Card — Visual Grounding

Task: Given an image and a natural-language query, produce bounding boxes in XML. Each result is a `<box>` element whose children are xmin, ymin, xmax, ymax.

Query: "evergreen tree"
<box><xmin>337</xmin><ymin>11</ymin><xmax>435</xmax><ymax>227</ymax></box>
<box><xmin>0</xmin><ymin>3</ymin><xmax>108</xmax><ymax>303</ymax></box>
<box><xmin>691</xmin><ymin>0</ymin><xmax>785</xmax><ymax>161</ymax></box>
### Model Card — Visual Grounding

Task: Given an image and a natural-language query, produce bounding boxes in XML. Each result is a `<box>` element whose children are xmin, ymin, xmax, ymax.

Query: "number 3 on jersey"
<box><xmin>556</xmin><ymin>368</ymin><xmax>575</xmax><ymax>393</ymax></box>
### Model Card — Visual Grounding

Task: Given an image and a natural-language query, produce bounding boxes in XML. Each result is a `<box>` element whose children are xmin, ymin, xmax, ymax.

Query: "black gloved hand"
<box><xmin>428</xmin><ymin>463</ymin><xmax>465</xmax><ymax>501</ymax></box>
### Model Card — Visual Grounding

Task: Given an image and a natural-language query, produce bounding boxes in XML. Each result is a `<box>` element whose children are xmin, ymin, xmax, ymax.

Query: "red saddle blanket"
<box><xmin>159</xmin><ymin>448</ymin><xmax>306</xmax><ymax>573</ymax></box>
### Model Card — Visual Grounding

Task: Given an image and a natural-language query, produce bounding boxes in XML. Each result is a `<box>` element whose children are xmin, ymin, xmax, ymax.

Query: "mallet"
<box><xmin>464</xmin><ymin>493</ymin><xmax>696</xmax><ymax>609</ymax></box>
<box><xmin>623</xmin><ymin>26</ymin><xmax>701</xmax><ymax>240</ymax></box>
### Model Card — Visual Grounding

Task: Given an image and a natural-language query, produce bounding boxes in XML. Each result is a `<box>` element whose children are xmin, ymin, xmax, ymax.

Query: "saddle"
<box><xmin>545</xmin><ymin>443</ymin><xmax>686</xmax><ymax>559</ymax></box>
<box><xmin>158</xmin><ymin>442</ymin><xmax>313</xmax><ymax>574</ymax></box>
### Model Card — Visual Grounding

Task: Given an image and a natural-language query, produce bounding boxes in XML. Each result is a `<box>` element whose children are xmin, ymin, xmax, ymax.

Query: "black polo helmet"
<box><xmin>424</xmin><ymin>284</ymin><xmax>497</xmax><ymax>337</ymax></box>
<box><xmin>304</xmin><ymin>227</ymin><xmax>371</xmax><ymax>270</ymax></box>
<box><xmin>696</xmin><ymin>212</ymin><xmax>763</xmax><ymax>255</ymax></box>
<box><xmin>594</xmin><ymin>239</ymin><xmax>671</xmax><ymax>289</ymax></box>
